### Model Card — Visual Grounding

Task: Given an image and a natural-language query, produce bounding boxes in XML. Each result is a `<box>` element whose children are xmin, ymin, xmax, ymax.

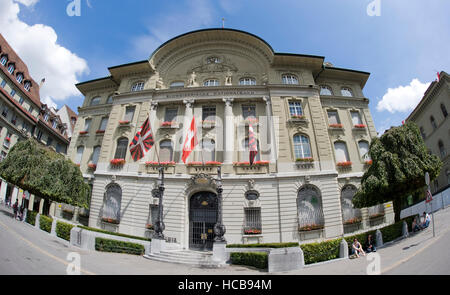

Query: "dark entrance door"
<box><xmin>189</xmin><ymin>191</ymin><xmax>217</xmax><ymax>251</ymax></box>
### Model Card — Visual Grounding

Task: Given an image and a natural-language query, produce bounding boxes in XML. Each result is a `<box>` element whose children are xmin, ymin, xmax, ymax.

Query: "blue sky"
<box><xmin>2</xmin><ymin>0</ymin><xmax>449</xmax><ymax>134</ymax></box>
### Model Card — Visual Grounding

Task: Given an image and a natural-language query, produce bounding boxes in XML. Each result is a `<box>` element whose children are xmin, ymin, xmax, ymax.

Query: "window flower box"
<box><xmin>291</xmin><ymin>114</ymin><xmax>305</xmax><ymax>120</ymax></box>
<box><xmin>101</xmin><ymin>217</ymin><xmax>119</xmax><ymax>224</ymax></box>
<box><xmin>88</xmin><ymin>163</ymin><xmax>97</xmax><ymax>170</ymax></box>
<box><xmin>145</xmin><ymin>224</ymin><xmax>154</xmax><ymax>230</ymax></box>
<box><xmin>145</xmin><ymin>161</ymin><xmax>176</xmax><ymax>166</ymax></box>
<box><xmin>233</xmin><ymin>161</ymin><xmax>268</xmax><ymax>166</ymax></box>
<box><xmin>145</xmin><ymin>161</ymin><xmax>175</xmax><ymax>174</ymax></box>
<box><xmin>187</xmin><ymin>161</ymin><xmax>222</xmax><ymax>166</ymax></box>
<box><xmin>79</xmin><ymin>131</ymin><xmax>88</xmax><ymax>135</ymax></box>
<box><xmin>329</xmin><ymin>123</ymin><xmax>343</xmax><ymax>129</ymax></box>
<box><xmin>343</xmin><ymin>217</ymin><xmax>362</xmax><ymax>225</ymax></box>
<box><xmin>233</xmin><ymin>161</ymin><xmax>269</xmax><ymax>174</ymax></box>
<box><xmin>118</xmin><ymin>120</ymin><xmax>130</xmax><ymax>125</ymax></box>
<box><xmin>298</xmin><ymin>224</ymin><xmax>324</xmax><ymax>232</ymax></box>
<box><xmin>244</xmin><ymin>228</ymin><xmax>262</xmax><ymax>235</ymax></box>
<box><xmin>243</xmin><ymin>117</ymin><xmax>259</xmax><ymax>125</ymax></box>
<box><xmin>337</xmin><ymin>161</ymin><xmax>352</xmax><ymax>167</ymax></box>
<box><xmin>364</xmin><ymin>160</ymin><xmax>373</xmax><ymax>166</ymax></box>
<box><xmin>353</xmin><ymin>124</ymin><xmax>367</xmax><ymax>129</ymax></box>
<box><xmin>295</xmin><ymin>157</ymin><xmax>314</xmax><ymax>163</ymax></box>
<box><xmin>95</xmin><ymin>130</ymin><xmax>105</xmax><ymax>134</ymax></box>
<box><xmin>369</xmin><ymin>212</ymin><xmax>385</xmax><ymax>219</ymax></box>
<box><xmin>160</xmin><ymin>121</ymin><xmax>177</xmax><ymax>128</ymax></box>
<box><xmin>201</xmin><ymin>120</ymin><xmax>216</xmax><ymax>128</ymax></box>
<box><xmin>110</xmin><ymin>158</ymin><xmax>125</xmax><ymax>166</ymax></box>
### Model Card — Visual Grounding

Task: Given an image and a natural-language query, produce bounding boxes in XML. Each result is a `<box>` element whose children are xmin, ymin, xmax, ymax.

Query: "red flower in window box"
<box><xmin>118</xmin><ymin>120</ymin><xmax>130</xmax><ymax>125</ymax></box>
<box><xmin>244</xmin><ymin>117</ymin><xmax>259</xmax><ymax>124</ymax></box>
<box><xmin>343</xmin><ymin>217</ymin><xmax>362</xmax><ymax>225</ymax></box>
<box><xmin>298</xmin><ymin>224</ymin><xmax>324</xmax><ymax>232</ymax></box>
<box><xmin>110</xmin><ymin>158</ymin><xmax>125</xmax><ymax>166</ymax></box>
<box><xmin>88</xmin><ymin>163</ymin><xmax>97</xmax><ymax>170</ymax></box>
<box><xmin>337</xmin><ymin>161</ymin><xmax>352</xmax><ymax>167</ymax></box>
<box><xmin>145</xmin><ymin>161</ymin><xmax>175</xmax><ymax>166</ymax></box>
<box><xmin>161</xmin><ymin>121</ymin><xmax>175</xmax><ymax>127</ymax></box>
<box><xmin>354</xmin><ymin>124</ymin><xmax>366</xmax><ymax>128</ymax></box>
<box><xmin>201</xmin><ymin>120</ymin><xmax>216</xmax><ymax>125</ymax></box>
<box><xmin>233</xmin><ymin>161</ymin><xmax>250</xmax><ymax>166</ymax></box>
<box><xmin>244</xmin><ymin>228</ymin><xmax>262</xmax><ymax>235</ymax></box>
<box><xmin>365</xmin><ymin>160</ymin><xmax>373</xmax><ymax>165</ymax></box>
<box><xmin>79</xmin><ymin>131</ymin><xmax>88</xmax><ymax>135</ymax></box>
<box><xmin>329</xmin><ymin>123</ymin><xmax>343</xmax><ymax>128</ymax></box>
<box><xmin>101</xmin><ymin>217</ymin><xmax>119</xmax><ymax>224</ymax></box>
<box><xmin>295</xmin><ymin>157</ymin><xmax>314</xmax><ymax>163</ymax></box>
<box><xmin>186</xmin><ymin>161</ymin><xmax>203</xmax><ymax>166</ymax></box>
<box><xmin>254</xmin><ymin>160</ymin><xmax>269</xmax><ymax>165</ymax></box>
<box><xmin>205</xmin><ymin>161</ymin><xmax>222</xmax><ymax>166</ymax></box>
<box><xmin>145</xmin><ymin>224</ymin><xmax>154</xmax><ymax>230</ymax></box>
<box><xmin>291</xmin><ymin>114</ymin><xmax>305</xmax><ymax>120</ymax></box>
<box><xmin>96</xmin><ymin>130</ymin><xmax>105</xmax><ymax>134</ymax></box>
<box><xmin>5</xmin><ymin>137</ymin><xmax>10</xmax><ymax>142</ymax></box>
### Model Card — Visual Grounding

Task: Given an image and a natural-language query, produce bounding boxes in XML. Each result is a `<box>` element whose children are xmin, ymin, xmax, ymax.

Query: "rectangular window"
<box><xmin>350</xmin><ymin>111</ymin><xmax>362</xmax><ymax>125</ymax></box>
<box><xmin>242</xmin><ymin>105</ymin><xmax>256</xmax><ymax>120</ymax></box>
<box><xmin>99</xmin><ymin>117</ymin><xmax>109</xmax><ymax>131</ymax></box>
<box><xmin>0</xmin><ymin>151</ymin><xmax>7</xmax><ymax>162</ymax></box>
<box><xmin>36</xmin><ymin>129</ymin><xmax>43</xmax><ymax>141</ymax></box>
<box><xmin>202</xmin><ymin>106</ymin><xmax>216</xmax><ymax>121</ymax></box>
<box><xmin>47</xmin><ymin>137</ymin><xmax>53</xmax><ymax>147</ymax></box>
<box><xmin>164</xmin><ymin>107</ymin><xmax>178</xmax><ymax>122</ymax></box>
<box><xmin>10</xmin><ymin>89</ymin><xmax>16</xmax><ymax>97</ymax></box>
<box><xmin>124</xmin><ymin>106</ymin><xmax>136</xmax><ymax>122</ymax></box>
<box><xmin>289</xmin><ymin>101</ymin><xmax>303</xmax><ymax>117</ymax></box>
<box><xmin>327</xmin><ymin>110</ymin><xmax>340</xmax><ymax>125</ymax></box>
<box><xmin>10</xmin><ymin>114</ymin><xmax>17</xmax><ymax>125</ymax></box>
<box><xmin>2</xmin><ymin>106</ymin><xmax>9</xmax><ymax>117</ymax></box>
<box><xmin>19</xmin><ymin>97</ymin><xmax>24</xmax><ymax>105</ymax></box>
<box><xmin>244</xmin><ymin>208</ymin><xmax>262</xmax><ymax>233</ymax></box>
<box><xmin>1</xmin><ymin>80</ymin><xmax>6</xmax><ymax>88</ymax></box>
<box><xmin>84</xmin><ymin>118</ymin><xmax>92</xmax><ymax>132</ymax></box>
<box><xmin>4</xmin><ymin>133</ymin><xmax>12</xmax><ymax>148</ymax></box>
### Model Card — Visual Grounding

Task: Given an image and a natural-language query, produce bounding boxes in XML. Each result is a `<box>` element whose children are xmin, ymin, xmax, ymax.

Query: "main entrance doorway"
<box><xmin>189</xmin><ymin>191</ymin><xmax>218</xmax><ymax>251</ymax></box>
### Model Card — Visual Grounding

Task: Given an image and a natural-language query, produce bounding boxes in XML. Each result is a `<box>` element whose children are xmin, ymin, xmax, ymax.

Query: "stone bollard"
<box><xmin>50</xmin><ymin>218</ymin><xmax>57</xmax><ymax>236</ymax></box>
<box><xmin>339</xmin><ymin>238</ymin><xmax>349</xmax><ymax>258</ymax></box>
<box><xmin>402</xmin><ymin>221</ymin><xmax>409</xmax><ymax>238</ymax></box>
<box><xmin>22</xmin><ymin>208</ymin><xmax>27</xmax><ymax>223</ymax></box>
<box><xmin>375</xmin><ymin>229</ymin><xmax>383</xmax><ymax>248</ymax></box>
<box><xmin>35</xmin><ymin>213</ymin><xmax>40</xmax><ymax>229</ymax></box>
<box><xmin>268</xmin><ymin>247</ymin><xmax>304</xmax><ymax>273</ymax></box>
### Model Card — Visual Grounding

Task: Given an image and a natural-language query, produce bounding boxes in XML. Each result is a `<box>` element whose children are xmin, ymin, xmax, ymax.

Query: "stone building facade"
<box><xmin>70</xmin><ymin>29</ymin><xmax>394</xmax><ymax>249</ymax></box>
<box><xmin>406</xmin><ymin>71</ymin><xmax>449</xmax><ymax>194</ymax></box>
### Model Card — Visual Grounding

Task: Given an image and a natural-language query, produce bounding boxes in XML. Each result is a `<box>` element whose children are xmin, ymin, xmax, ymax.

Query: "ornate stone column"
<box><xmin>222</xmin><ymin>98</ymin><xmax>234</xmax><ymax>164</ymax></box>
<box><xmin>263</xmin><ymin>96</ymin><xmax>277</xmax><ymax>163</ymax></box>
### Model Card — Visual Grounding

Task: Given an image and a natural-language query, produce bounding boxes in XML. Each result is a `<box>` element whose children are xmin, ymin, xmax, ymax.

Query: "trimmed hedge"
<box><xmin>26</xmin><ymin>211</ymin><xmax>37</xmax><ymax>226</ymax></box>
<box><xmin>56</xmin><ymin>221</ymin><xmax>75</xmax><ymax>241</ymax></box>
<box><xmin>230</xmin><ymin>252</ymin><xmax>268</xmax><ymax>269</ymax></box>
<box><xmin>227</xmin><ymin>242</ymin><xmax>299</xmax><ymax>249</ymax></box>
<box><xmin>78</xmin><ymin>225</ymin><xmax>150</xmax><ymax>241</ymax></box>
<box><xmin>95</xmin><ymin>237</ymin><xmax>145</xmax><ymax>255</ymax></box>
<box><xmin>39</xmin><ymin>215</ymin><xmax>53</xmax><ymax>233</ymax></box>
<box><xmin>300</xmin><ymin>238</ymin><xmax>341</xmax><ymax>265</ymax></box>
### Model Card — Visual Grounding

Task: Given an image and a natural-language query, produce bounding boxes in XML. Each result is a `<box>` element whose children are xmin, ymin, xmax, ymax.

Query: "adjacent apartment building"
<box><xmin>0</xmin><ymin>33</ymin><xmax>75</xmax><ymax>213</ymax></box>
<box><xmin>69</xmin><ymin>29</ymin><xmax>394</xmax><ymax>249</ymax></box>
<box><xmin>406</xmin><ymin>71</ymin><xmax>449</xmax><ymax>194</ymax></box>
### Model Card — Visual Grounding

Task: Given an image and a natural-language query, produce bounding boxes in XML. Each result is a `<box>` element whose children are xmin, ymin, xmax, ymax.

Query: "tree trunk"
<box><xmin>393</xmin><ymin>198</ymin><xmax>402</xmax><ymax>222</ymax></box>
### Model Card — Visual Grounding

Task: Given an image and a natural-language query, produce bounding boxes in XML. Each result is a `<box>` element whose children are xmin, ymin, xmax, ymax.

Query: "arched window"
<box><xmin>334</xmin><ymin>141</ymin><xmax>350</xmax><ymax>163</ymax></box>
<box><xmin>341</xmin><ymin>185</ymin><xmax>362</xmax><ymax>225</ymax></box>
<box><xmin>206</xmin><ymin>56</ymin><xmax>220</xmax><ymax>64</ymax></box>
<box><xmin>131</xmin><ymin>81</ymin><xmax>145</xmax><ymax>92</ymax></box>
<box><xmin>282</xmin><ymin>74</ymin><xmax>299</xmax><ymax>85</ymax></box>
<box><xmin>430</xmin><ymin>116</ymin><xmax>437</xmax><ymax>130</ymax></box>
<box><xmin>92</xmin><ymin>146</ymin><xmax>101</xmax><ymax>165</ymax></box>
<box><xmin>358</xmin><ymin>140</ymin><xmax>371</xmax><ymax>161</ymax></box>
<box><xmin>102</xmin><ymin>183</ymin><xmax>122</xmax><ymax>223</ymax></box>
<box><xmin>7</xmin><ymin>64</ymin><xmax>15</xmax><ymax>74</ymax></box>
<box><xmin>293</xmin><ymin>134</ymin><xmax>311</xmax><ymax>160</ymax></box>
<box><xmin>75</xmin><ymin>146</ymin><xmax>84</xmax><ymax>164</ymax></box>
<box><xmin>16</xmin><ymin>73</ymin><xmax>23</xmax><ymax>84</ymax></box>
<box><xmin>201</xmin><ymin>139</ymin><xmax>215</xmax><ymax>162</ymax></box>
<box><xmin>106</xmin><ymin>95</ymin><xmax>113</xmax><ymax>104</ymax></box>
<box><xmin>203</xmin><ymin>79</ymin><xmax>219</xmax><ymax>87</ymax></box>
<box><xmin>320</xmin><ymin>85</ymin><xmax>333</xmax><ymax>95</ymax></box>
<box><xmin>297</xmin><ymin>185</ymin><xmax>325</xmax><ymax>229</ymax></box>
<box><xmin>441</xmin><ymin>104</ymin><xmax>448</xmax><ymax>118</ymax></box>
<box><xmin>170</xmin><ymin>81</ymin><xmax>185</xmax><ymax>88</ymax></box>
<box><xmin>159</xmin><ymin>140</ymin><xmax>173</xmax><ymax>162</ymax></box>
<box><xmin>239</xmin><ymin>77</ymin><xmax>256</xmax><ymax>86</ymax></box>
<box><xmin>0</xmin><ymin>55</ymin><xmax>7</xmax><ymax>66</ymax></box>
<box><xmin>24</xmin><ymin>81</ymin><xmax>31</xmax><ymax>91</ymax></box>
<box><xmin>341</xmin><ymin>87</ymin><xmax>353</xmax><ymax>97</ymax></box>
<box><xmin>114</xmin><ymin>137</ymin><xmax>128</xmax><ymax>159</ymax></box>
<box><xmin>90</xmin><ymin>96</ymin><xmax>101</xmax><ymax>106</ymax></box>
<box><xmin>438</xmin><ymin>140</ymin><xmax>446</xmax><ymax>158</ymax></box>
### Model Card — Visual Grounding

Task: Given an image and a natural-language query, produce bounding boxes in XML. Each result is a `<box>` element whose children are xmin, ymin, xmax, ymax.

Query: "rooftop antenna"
<box><xmin>221</xmin><ymin>17</ymin><xmax>225</xmax><ymax>29</ymax></box>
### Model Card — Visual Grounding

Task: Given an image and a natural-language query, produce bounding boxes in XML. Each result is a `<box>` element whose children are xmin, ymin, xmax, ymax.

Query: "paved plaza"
<box><xmin>0</xmin><ymin>204</ymin><xmax>449</xmax><ymax>275</ymax></box>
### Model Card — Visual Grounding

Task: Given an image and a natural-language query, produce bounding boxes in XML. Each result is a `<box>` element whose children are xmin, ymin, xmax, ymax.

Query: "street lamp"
<box><xmin>154</xmin><ymin>166</ymin><xmax>165</xmax><ymax>240</ymax></box>
<box><xmin>214</xmin><ymin>166</ymin><xmax>226</xmax><ymax>242</ymax></box>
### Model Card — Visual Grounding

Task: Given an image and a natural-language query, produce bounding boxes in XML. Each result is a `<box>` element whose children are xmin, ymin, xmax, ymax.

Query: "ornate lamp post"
<box><xmin>214</xmin><ymin>166</ymin><xmax>226</xmax><ymax>242</ymax></box>
<box><xmin>153</xmin><ymin>166</ymin><xmax>165</xmax><ymax>239</ymax></box>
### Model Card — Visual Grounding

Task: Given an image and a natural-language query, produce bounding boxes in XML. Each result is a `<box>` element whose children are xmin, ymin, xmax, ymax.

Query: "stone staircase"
<box><xmin>144</xmin><ymin>249</ymin><xmax>223</xmax><ymax>268</ymax></box>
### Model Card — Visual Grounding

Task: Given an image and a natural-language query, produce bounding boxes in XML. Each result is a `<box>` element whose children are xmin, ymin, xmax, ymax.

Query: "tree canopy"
<box><xmin>0</xmin><ymin>138</ymin><xmax>90</xmax><ymax>208</ymax></box>
<box><xmin>352</xmin><ymin>123</ymin><xmax>442</xmax><ymax>221</ymax></box>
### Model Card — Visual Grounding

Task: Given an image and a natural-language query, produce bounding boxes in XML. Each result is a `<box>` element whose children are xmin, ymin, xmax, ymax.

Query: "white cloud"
<box><xmin>376</xmin><ymin>79</ymin><xmax>431</xmax><ymax>113</ymax></box>
<box><xmin>131</xmin><ymin>0</ymin><xmax>215</xmax><ymax>58</ymax></box>
<box><xmin>0</xmin><ymin>0</ymin><xmax>89</xmax><ymax>108</ymax></box>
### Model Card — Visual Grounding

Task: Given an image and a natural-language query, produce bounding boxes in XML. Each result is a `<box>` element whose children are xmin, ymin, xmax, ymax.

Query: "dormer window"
<box><xmin>7</xmin><ymin>64</ymin><xmax>15</xmax><ymax>74</ymax></box>
<box><xmin>16</xmin><ymin>73</ymin><xmax>24</xmax><ymax>84</ymax></box>
<box><xmin>320</xmin><ymin>85</ymin><xmax>333</xmax><ymax>95</ymax></box>
<box><xmin>90</xmin><ymin>96</ymin><xmax>101</xmax><ymax>106</ymax></box>
<box><xmin>341</xmin><ymin>87</ymin><xmax>353</xmax><ymax>97</ymax></box>
<box><xmin>206</xmin><ymin>56</ymin><xmax>220</xmax><ymax>64</ymax></box>
<box><xmin>24</xmin><ymin>81</ymin><xmax>31</xmax><ymax>91</ymax></box>
<box><xmin>52</xmin><ymin>120</ymin><xmax>58</xmax><ymax>129</ymax></box>
<box><xmin>0</xmin><ymin>56</ymin><xmax>7</xmax><ymax>66</ymax></box>
<box><xmin>43</xmin><ymin>113</ymin><xmax>49</xmax><ymax>122</ymax></box>
<box><xmin>282</xmin><ymin>74</ymin><xmax>299</xmax><ymax>85</ymax></box>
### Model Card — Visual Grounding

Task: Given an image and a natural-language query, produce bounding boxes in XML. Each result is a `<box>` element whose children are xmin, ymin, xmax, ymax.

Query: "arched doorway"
<box><xmin>189</xmin><ymin>191</ymin><xmax>218</xmax><ymax>251</ymax></box>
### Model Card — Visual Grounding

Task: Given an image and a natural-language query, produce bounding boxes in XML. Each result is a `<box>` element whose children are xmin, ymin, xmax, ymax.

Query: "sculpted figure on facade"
<box><xmin>188</xmin><ymin>71</ymin><xmax>198</xmax><ymax>87</ymax></box>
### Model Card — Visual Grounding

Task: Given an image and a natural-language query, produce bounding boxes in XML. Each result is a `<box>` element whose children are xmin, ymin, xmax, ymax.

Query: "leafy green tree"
<box><xmin>353</xmin><ymin>123</ymin><xmax>442</xmax><ymax>221</ymax></box>
<box><xmin>0</xmin><ymin>138</ymin><xmax>90</xmax><ymax>208</ymax></box>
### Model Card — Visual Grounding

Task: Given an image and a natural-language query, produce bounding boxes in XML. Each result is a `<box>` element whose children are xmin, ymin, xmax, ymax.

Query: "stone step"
<box><xmin>144</xmin><ymin>253</ymin><xmax>220</xmax><ymax>268</ymax></box>
<box><xmin>159</xmin><ymin>250</ymin><xmax>212</xmax><ymax>258</ymax></box>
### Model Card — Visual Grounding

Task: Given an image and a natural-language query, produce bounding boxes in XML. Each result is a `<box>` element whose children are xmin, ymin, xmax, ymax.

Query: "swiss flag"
<box><xmin>182</xmin><ymin>117</ymin><xmax>198</xmax><ymax>163</ymax></box>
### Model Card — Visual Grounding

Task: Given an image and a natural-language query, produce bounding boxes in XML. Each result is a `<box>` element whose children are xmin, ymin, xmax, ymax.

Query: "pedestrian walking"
<box><xmin>13</xmin><ymin>200</ymin><xmax>19</xmax><ymax>220</ymax></box>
